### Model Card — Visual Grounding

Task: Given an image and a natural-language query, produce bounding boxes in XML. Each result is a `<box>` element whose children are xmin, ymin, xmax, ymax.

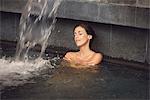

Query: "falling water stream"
<box><xmin>0</xmin><ymin>0</ymin><xmax>62</xmax><ymax>89</ymax></box>
<box><xmin>16</xmin><ymin>0</ymin><xmax>62</xmax><ymax>60</ymax></box>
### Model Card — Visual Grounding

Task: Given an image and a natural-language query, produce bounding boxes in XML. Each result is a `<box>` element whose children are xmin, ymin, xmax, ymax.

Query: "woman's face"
<box><xmin>74</xmin><ymin>26</ymin><xmax>91</xmax><ymax>47</ymax></box>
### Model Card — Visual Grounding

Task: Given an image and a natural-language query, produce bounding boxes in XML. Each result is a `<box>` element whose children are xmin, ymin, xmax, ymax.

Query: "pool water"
<box><xmin>0</xmin><ymin>48</ymin><xmax>149</xmax><ymax>100</ymax></box>
<box><xmin>1</xmin><ymin>62</ymin><xmax>149</xmax><ymax>100</ymax></box>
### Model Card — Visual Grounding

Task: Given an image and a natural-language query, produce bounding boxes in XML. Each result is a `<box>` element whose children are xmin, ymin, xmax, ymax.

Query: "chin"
<box><xmin>75</xmin><ymin>42</ymin><xmax>82</xmax><ymax>46</ymax></box>
<box><xmin>76</xmin><ymin>44</ymin><xmax>84</xmax><ymax>48</ymax></box>
<box><xmin>76</xmin><ymin>41</ymin><xmax>88</xmax><ymax>47</ymax></box>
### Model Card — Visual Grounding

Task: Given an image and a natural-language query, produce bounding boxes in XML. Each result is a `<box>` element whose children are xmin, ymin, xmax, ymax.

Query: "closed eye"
<box><xmin>79</xmin><ymin>32</ymin><xmax>83</xmax><ymax>35</ymax></box>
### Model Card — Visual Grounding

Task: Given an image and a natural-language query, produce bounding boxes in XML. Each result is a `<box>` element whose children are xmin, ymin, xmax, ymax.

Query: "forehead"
<box><xmin>74</xmin><ymin>26</ymin><xmax>86</xmax><ymax>32</ymax></box>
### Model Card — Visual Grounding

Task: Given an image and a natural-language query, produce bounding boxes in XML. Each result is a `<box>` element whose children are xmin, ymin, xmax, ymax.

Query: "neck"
<box><xmin>79</xmin><ymin>42</ymin><xmax>92</xmax><ymax>56</ymax></box>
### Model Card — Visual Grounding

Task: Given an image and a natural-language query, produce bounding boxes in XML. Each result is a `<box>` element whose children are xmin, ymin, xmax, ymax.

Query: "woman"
<box><xmin>63</xmin><ymin>23</ymin><xmax>103</xmax><ymax>68</ymax></box>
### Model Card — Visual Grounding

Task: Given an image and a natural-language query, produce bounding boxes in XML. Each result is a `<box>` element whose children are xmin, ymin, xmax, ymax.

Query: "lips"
<box><xmin>75</xmin><ymin>40</ymin><xmax>80</xmax><ymax>42</ymax></box>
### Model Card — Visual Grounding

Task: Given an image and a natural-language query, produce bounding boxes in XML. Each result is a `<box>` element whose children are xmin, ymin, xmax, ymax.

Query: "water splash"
<box><xmin>0</xmin><ymin>58</ymin><xmax>52</xmax><ymax>89</ymax></box>
<box><xmin>0</xmin><ymin>0</ymin><xmax>62</xmax><ymax>89</ymax></box>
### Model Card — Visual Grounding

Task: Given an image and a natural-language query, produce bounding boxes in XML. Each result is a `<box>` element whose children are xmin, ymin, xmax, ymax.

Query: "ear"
<box><xmin>88</xmin><ymin>35</ymin><xmax>92</xmax><ymax>39</ymax></box>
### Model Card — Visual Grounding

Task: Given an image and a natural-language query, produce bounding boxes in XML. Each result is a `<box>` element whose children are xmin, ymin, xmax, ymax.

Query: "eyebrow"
<box><xmin>74</xmin><ymin>30</ymin><xmax>83</xmax><ymax>34</ymax></box>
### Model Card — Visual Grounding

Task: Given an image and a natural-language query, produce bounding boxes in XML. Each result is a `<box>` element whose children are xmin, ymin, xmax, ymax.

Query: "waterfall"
<box><xmin>0</xmin><ymin>0</ymin><xmax>62</xmax><ymax>89</ymax></box>
<box><xmin>16</xmin><ymin>0</ymin><xmax>62</xmax><ymax>61</ymax></box>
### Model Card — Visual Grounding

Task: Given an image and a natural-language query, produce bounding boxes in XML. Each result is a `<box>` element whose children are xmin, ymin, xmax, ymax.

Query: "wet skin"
<box><xmin>64</xmin><ymin>26</ymin><xmax>103</xmax><ymax>68</ymax></box>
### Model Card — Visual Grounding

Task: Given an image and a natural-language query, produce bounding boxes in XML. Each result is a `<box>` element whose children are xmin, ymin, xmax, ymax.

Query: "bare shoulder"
<box><xmin>65</xmin><ymin>52</ymin><xmax>76</xmax><ymax>57</ymax></box>
<box><xmin>92</xmin><ymin>52</ymin><xmax>103</xmax><ymax>64</ymax></box>
<box><xmin>95</xmin><ymin>53</ymin><xmax>103</xmax><ymax>59</ymax></box>
<box><xmin>63</xmin><ymin>52</ymin><xmax>76</xmax><ymax>61</ymax></box>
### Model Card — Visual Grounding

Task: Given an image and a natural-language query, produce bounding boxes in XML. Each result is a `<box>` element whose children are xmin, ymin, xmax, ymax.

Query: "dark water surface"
<box><xmin>1</xmin><ymin>62</ymin><xmax>149</xmax><ymax>100</ymax></box>
<box><xmin>0</xmin><ymin>49</ymin><xmax>149</xmax><ymax>100</ymax></box>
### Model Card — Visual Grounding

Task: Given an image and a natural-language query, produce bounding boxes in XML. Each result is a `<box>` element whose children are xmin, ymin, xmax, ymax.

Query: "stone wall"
<box><xmin>0</xmin><ymin>12</ymin><xmax>20</xmax><ymax>41</ymax></box>
<box><xmin>0</xmin><ymin>0</ymin><xmax>149</xmax><ymax>29</ymax></box>
<box><xmin>0</xmin><ymin>11</ymin><xmax>149</xmax><ymax>64</ymax></box>
<box><xmin>50</xmin><ymin>18</ymin><xmax>150</xmax><ymax>64</ymax></box>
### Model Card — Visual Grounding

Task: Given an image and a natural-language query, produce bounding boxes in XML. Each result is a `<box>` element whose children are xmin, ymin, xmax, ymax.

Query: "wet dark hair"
<box><xmin>73</xmin><ymin>23</ymin><xmax>96</xmax><ymax>47</ymax></box>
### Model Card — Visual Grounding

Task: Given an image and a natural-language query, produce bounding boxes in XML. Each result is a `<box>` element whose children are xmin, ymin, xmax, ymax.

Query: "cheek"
<box><xmin>74</xmin><ymin>34</ymin><xmax>88</xmax><ymax>41</ymax></box>
<box><xmin>81</xmin><ymin>35</ymin><xmax>88</xmax><ymax>41</ymax></box>
<box><xmin>79</xmin><ymin>34</ymin><xmax>87</xmax><ymax>39</ymax></box>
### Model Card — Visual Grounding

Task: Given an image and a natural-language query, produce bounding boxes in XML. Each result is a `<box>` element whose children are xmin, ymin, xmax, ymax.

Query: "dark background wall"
<box><xmin>50</xmin><ymin>18</ymin><xmax>149</xmax><ymax>64</ymax></box>
<box><xmin>0</xmin><ymin>0</ymin><xmax>149</xmax><ymax>65</ymax></box>
<box><xmin>0</xmin><ymin>0</ymin><xmax>149</xmax><ymax>28</ymax></box>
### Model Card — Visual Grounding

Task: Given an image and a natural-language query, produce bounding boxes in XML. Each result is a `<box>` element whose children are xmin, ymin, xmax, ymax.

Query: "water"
<box><xmin>1</xmin><ymin>57</ymin><xmax>149</xmax><ymax>99</ymax></box>
<box><xmin>0</xmin><ymin>0</ymin><xmax>149</xmax><ymax>99</ymax></box>
<box><xmin>0</xmin><ymin>57</ymin><xmax>50</xmax><ymax>89</ymax></box>
<box><xmin>0</xmin><ymin>48</ymin><xmax>149</xmax><ymax>99</ymax></box>
<box><xmin>16</xmin><ymin>0</ymin><xmax>62</xmax><ymax>60</ymax></box>
<box><xmin>0</xmin><ymin>0</ymin><xmax>62</xmax><ymax>90</ymax></box>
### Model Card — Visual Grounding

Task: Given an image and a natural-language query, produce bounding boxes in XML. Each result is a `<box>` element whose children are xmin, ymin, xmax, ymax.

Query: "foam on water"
<box><xmin>0</xmin><ymin>57</ymin><xmax>55</xmax><ymax>89</ymax></box>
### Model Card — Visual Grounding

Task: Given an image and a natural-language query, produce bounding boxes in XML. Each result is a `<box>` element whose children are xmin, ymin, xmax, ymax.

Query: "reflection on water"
<box><xmin>1</xmin><ymin>59</ymin><xmax>149</xmax><ymax>100</ymax></box>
